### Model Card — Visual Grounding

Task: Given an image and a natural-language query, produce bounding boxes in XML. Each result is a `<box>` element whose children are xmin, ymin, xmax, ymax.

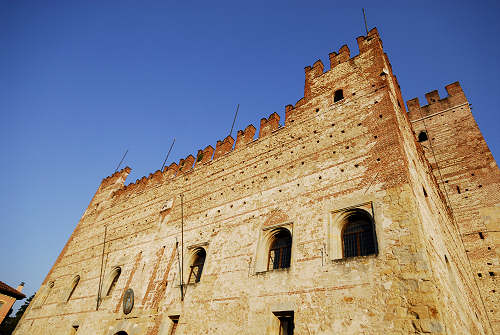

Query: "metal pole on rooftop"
<box><xmin>362</xmin><ymin>8</ymin><xmax>369</xmax><ymax>35</ymax></box>
<box><xmin>229</xmin><ymin>104</ymin><xmax>239</xmax><ymax>138</ymax></box>
<box><xmin>114</xmin><ymin>149</ymin><xmax>128</xmax><ymax>173</ymax></box>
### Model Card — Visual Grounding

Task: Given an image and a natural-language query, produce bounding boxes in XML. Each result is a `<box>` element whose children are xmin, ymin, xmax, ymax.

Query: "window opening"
<box><xmin>268</xmin><ymin>229</ymin><xmax>292</xmax><ymax>270</ymax></box>
<box><xmin>417</xmin><ymin>131</ymin><xmax>428</xmax><ymax>142</ymax></box>
<box><xmin>67</xmin><ymin>275</ymin><xmax>80</xmax><ymax>302</ymax></box>
<box><xmin>334</xmin><ymin>89</ymin><xmax>344</xmax><ymax>102</ymax></box>
<box><xmin>479</xmin><ymin>232</ymin><xmax>484</xmax><ymax>239</ymax></box>
<box><xmin>169</xmin><ymin>315</ymin><xmax>180</xmax><ymax>335</ymax></box>
<box><xmin>71</xmin><ymin>326</ymin><xmax>79</xmax><ymax>334</ymax></box>
<box><xmin>40</xmin><ymin>281</ymin><xmax>54</xmax><ymax>306</ymax></box>
<box><xmin>273</xmin><ymin>311</ymin><xmax>294</xmax><ymax>335</ymax></box>
<box><xmin>342</xmin><ymin>210</ymin><xmax>376</xmax><ymax>258</ymax></box>
<box><xmin>107</xmin><ymin>268</ymin><xmax>121</xmax><ymax>296</ymax></box>
<box><xmin>188</xmin><ymin>249</ymin><xmax>206</xmax><ymax>284</ymax></box>
<box><xmin>423</xmin><ymin>186</ymin><xmax>428</xmax><ymax>197</ymax></box>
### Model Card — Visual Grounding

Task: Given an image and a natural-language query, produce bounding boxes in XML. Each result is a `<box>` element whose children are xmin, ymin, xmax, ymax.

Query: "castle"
<box><xmin>14</xmin><ymin>28</ymin><xmax>499</xmax><ymax>334</ymax></box>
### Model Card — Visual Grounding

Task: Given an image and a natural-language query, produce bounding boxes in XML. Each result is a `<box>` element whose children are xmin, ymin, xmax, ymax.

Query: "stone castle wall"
<box><xmin>14</xmin><ymin>28</ymin><xmax>496</xmax><ymax>335</ymax></box>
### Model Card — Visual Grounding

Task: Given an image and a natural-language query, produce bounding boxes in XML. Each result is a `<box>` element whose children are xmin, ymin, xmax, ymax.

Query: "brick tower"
<box><xmin>408</xmin><ymin>85</ymin><xmax>500</xmax><ymax>332</ymax></box>
<box><xmin>14</xmin><ymin>28</ymin><xmax>497</xmax><ymax>334</ymax></box>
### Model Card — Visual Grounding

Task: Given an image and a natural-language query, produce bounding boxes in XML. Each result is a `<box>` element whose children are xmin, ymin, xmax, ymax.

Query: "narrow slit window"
<box><xmin>169</xmin><ymin>315</ymin><xmax>180</xmax><ymax>335</ymax></box>
<box><xmin>334</xmin><ymin>89</ymin><xmax>344</xmax><ymax>102</ymax></box>
<box><xmin>274</xmin><ymin>311</ymin><xmax>294</xmax><ymax>335</ymax></box>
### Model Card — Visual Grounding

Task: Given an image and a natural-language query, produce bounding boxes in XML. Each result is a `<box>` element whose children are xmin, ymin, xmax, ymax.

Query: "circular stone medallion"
<box><xmin>123</xmin><ymin>288</ymin><xmax>134</xmax><ymax>314</ymax></box>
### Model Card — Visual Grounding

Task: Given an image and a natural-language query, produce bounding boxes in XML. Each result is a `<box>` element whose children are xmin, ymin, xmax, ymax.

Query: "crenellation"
<box><xmin>356</xmin><ymin>27</ymin><xmax>382</xmax><ymax>53</ymax></box>
<box><xmin>165</xmin><ymin>162</ymin><xmax>179</xmax><ymax>178</ymax></box>
<box><xmin>213</xmin><ymin>135</ymin><xmax>235</xmax><ymax>160</ymax></box>
<box><xmin>195</xmin><ymin>145</ymin><xmax>215</xmax><ymax>167</ymax></box>
<box><xmin>407</xmin><ymin>82</ymin><xmax>470</xmax><ymax>121</ymax></box>
<box><xmin>425</xmin><ymin>90</ymin><xmax>440</xmax><ymax>104</ymax></box>
<box><xmin>284</xmin><ymin>104</ymin><xmax>295</xmax><ymax>126</ymax></box>
<box><xmin>445</xmin><ymin>81</ymin><xmax>464</xmax><ymax>96</ymax></box>
<box><xmin>235</xmin><ymin>125</ymin><xmax>256</xmax><ymax>150</ymax></box>
<box><xmin>304</xmin><ymin>59</ymin><xmax>325</xmax><ymax>99</ymax></box>
<box><xmin>100</xmin><ymin>167</ymin><xmax>131</xmax><ymax>190</ymax></box>
<box><xmin>259</xmin><ymin>112</ymin><xmax>280</xmax><ymax>138</ymax></box>
<box><xmin>178</xmin><ymin>155</ymin><xmax>195</xmax><ymax>173</ymax></box>
<box><xmin>329</xmin><ymin>44</ymin><xmax>351</xmax><ymax>69</ymax></box>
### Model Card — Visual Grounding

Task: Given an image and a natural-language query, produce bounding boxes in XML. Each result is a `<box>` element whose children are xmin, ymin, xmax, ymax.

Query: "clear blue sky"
<box><xmin>1</xmin><ymin>1</ymin><xmax>499</xmax><ymax>311</ymax></box>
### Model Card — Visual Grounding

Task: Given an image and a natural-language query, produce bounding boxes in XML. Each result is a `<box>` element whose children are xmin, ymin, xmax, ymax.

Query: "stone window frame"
<box><xmin>327</xmin><ymin>200</ymin><xmax>379</xmax><ymax>261</ymax></box>
<box><xmin>254</xmin><ymin>222</ymin><xmax>294</xmax><ymax>274</ymax></box>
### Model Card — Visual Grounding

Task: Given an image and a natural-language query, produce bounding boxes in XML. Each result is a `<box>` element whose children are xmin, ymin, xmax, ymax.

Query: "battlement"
<box><xmin>107</xmin><ymin>27</ymin><xmax>387</xmax><ymax>200</ymax></box>
<box><xmin>259</xmin><ymin>112</ymin><xmax>281</xmax><ymax>138</ymax></box>
<box><xmin>235</xmin><ymin>125</ymin><xmax>256</xmax><ymax>150</ymax></box>
<box><xmin>300</xmin><ymin>27</ymin><xmax>382</xmax><ymax>107</ymax></box>
<box><xmin>195</xmin><ymin>145</ymin><xmax>214</xmax><ymax>167</ymax></box>
<box><xmin>406</xmin><ymin>81</ymin><xmax>467</xmax><ymax>121</ymax></box>
<box><xmin>100</xmin><ymin>166</ymin><xmax>131</xmax><ymax>189</ymax></box>
<box><xmin>329</xmin><ymin>45</ymin><xmax>350</xmax><ymax>69</ymax></box>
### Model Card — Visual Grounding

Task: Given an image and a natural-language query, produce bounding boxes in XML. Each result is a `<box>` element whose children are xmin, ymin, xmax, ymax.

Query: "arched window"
<box><xmin>418</xmin><ymin>131</ymin><xmax>428</xmax><ymax>142</ymax></box>
<box><xmin>66</xmin><ymin>275</ymin><xmax>80</xmax><ymax>302</ymax></box>
<box><xmin>188</xmin><ymin>248</ymin><xmax>206</xmax><ymax>284</ymax></box>
<box><xmin>268</xmin><ymin>229</ymin><xmax>292</xmax><ymax>270</ymax></box>
<box><xmin>114</xmin><ymin>332</ymin><xmax>128</xmax><ymax>335</ymax></box>
<box><xmin>334</xmin><ymin>89</ymin><xmax>344</xmax><ymax>102</ymax></box>
<box><xmin>106</xmin><ymin>267</ymin><xmax>121</xmax><ymax>296</ymax></box>
<box><xmin>341</xmin><ymin>209</ymin><xmax>376</xmax><ymax>258</ymax></box>
<box><xmin>39</xmin><ymin>281</ymin><xmax>54</xmax><ymax>307</ymax></box>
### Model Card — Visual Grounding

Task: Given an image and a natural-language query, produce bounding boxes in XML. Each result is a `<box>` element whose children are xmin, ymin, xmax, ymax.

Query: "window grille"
<box><xmin>342</xmin><ymin>215</ymin><xmax>376</xmax><ymax>258</ymax></box>
<box><xmin>268</xmin><ymin>230</ymin><xmax>292</xmax><ymax>270</ymax></box>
